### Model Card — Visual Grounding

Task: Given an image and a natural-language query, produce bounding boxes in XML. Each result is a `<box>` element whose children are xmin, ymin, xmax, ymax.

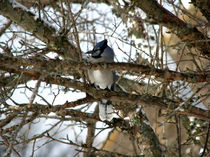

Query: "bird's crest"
<box><xmin>86</xmin><ymin>39</ymin><xmax>108</xmax><ymax>58</ymax></box>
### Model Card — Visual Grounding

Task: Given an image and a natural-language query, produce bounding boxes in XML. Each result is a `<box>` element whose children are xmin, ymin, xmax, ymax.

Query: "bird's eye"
<box><xmin>92</xmin><ymin>50</ymin><xmax>102</xmax><ymax>58</ymax></box>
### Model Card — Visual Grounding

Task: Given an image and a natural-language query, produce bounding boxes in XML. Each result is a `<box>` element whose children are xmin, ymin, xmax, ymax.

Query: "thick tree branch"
<box><xmin>0</xmin><ymin>65</ymin><xmax>209</xmax><ymax>121</ymax></box>
<box><xmin>0</xmin><ymin>19</ymin><xmax>12</xmax><ymax>37</ymax></box>
<box><xmin>16</xmin><ymin>0</ymin><xmax>109</xmax><ymax>7</ymax></box>
<box><xmin>135</xmin><ymin>111</ymin><xmax>164</xmax><ymax>157</ymax></box>
<box><xmin>191</xmin><ymin>0</ymin><xmax>210</xmax><ymax>22</ymax></box>
<box><xmin>0</xmin><ymin>112</ymin><xmax>19</xmax><ymax>128</ymax></box>
<box><xmin>0</xmin><ymin>54</ymin><xmax>208</xmax><ymax>83</ymax></box>
<box><xmin>0</xmin><ymin>0</ymin><xmax>78</xmax><ymax>59</ymax></box>
<box><xmin>84</xmin><ymin>107</ymin><xmax>98</xmax><ymax>157</ymax></box>
<box><xmin>130</xmin><ymin>0</ymin><xmax>210</xmax><ymax>57</ymax></box>
<box><xmin>0</xmin><ymin>74</ymin><xmax>31</xmax><ymax>87</ymax></box>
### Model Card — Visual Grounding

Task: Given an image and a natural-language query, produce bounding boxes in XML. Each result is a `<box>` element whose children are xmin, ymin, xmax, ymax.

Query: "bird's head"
<box><xmin>86</xmin><ymin>39</ymin><xmax>108</xmax><ymax>58</ymax></box>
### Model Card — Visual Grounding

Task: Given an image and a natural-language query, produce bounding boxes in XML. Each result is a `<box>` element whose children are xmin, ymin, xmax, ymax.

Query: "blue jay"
<box><xmin>86</xmin><ymin>39</ymin><xmax>115</xmax><ymax>121</ymax></box>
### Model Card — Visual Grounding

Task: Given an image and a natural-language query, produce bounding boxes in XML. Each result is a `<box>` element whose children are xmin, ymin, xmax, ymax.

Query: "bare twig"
<box><xmin>29</xmin><ymin>77</ymin><xmax>42</xmax><ymax>107</ymax></box>
<box><xmin>200</xmin><ymin>123</ymin><xmax>210</xmax><ymax>157</ymax></box>
<box><xmin>175</xmin><ymin>114</ymin><xmax>182</xmax><ymax>157</ymax></box>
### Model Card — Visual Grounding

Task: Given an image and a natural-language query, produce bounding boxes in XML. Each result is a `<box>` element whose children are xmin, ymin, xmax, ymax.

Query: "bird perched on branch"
<box><xmin>86</xmin><ymin>39</ymin><xmax>116</xmax><ymax>121</ymax></box>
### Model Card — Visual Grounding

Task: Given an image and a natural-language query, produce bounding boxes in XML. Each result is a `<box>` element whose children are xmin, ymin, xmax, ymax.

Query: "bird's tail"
<box><xmin>99</xmin><ymin>100</ymin><xmax>113</xmax><ymax>121</ymax></box>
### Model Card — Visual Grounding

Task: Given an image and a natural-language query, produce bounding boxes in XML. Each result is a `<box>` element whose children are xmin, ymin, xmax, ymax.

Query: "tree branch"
<box><xmin>191</xmin><ymin>0</ymin><xmax>210</xmax><ymax>22</ymax></box>
<box><xmin>0</xmin><ymin>19</ymin><xmax>12</xmax><ymax>37</ymax></box>
<box><xmin>0</xmin><ymin>54</ymin><xmax>208</xmax><ymax>83</ymax></box>
<box><xmin>0</xmin><ymin>65</ymin><xmax>209</xmax><ymax>121</ymax></box>
<box><xmin>0</xmin><ymin>0</ymin><xmax>78</xmax><ymax>59</ymax></box>
<box><xmin>130</xmin><ymin>0</ymin><xmax>210</xmax><ymax>57</ymax></box>
<box><xmin>16</xmin><ymin>0</ymin><xmax>109</xmax><ymax>8</ymax></box>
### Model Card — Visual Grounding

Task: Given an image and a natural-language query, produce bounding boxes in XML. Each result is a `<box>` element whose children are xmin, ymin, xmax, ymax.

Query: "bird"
<box><xmin>86</xmin><ymin>39</ymin><xmax>116</xmax><ymax>121</ymax></box>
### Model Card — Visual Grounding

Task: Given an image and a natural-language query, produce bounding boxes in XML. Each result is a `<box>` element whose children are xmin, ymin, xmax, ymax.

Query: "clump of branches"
<box><xmin>0</xmin><ymin>0</ymin><xmax>209</xmax><ymax>157</ymax></box>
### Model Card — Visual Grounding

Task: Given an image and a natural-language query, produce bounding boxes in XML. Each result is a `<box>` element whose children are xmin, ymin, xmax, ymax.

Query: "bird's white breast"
<box><xmin>88</xmin><ymin>70</ymin><xmax>113</xmax><ymax>89</ymax></box>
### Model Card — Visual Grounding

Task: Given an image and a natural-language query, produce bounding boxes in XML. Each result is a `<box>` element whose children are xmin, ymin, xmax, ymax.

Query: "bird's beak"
<box><xmin>86</xmin><ymin>50</ymin><xmax>94</xmax><ymax>54</ymax></box>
